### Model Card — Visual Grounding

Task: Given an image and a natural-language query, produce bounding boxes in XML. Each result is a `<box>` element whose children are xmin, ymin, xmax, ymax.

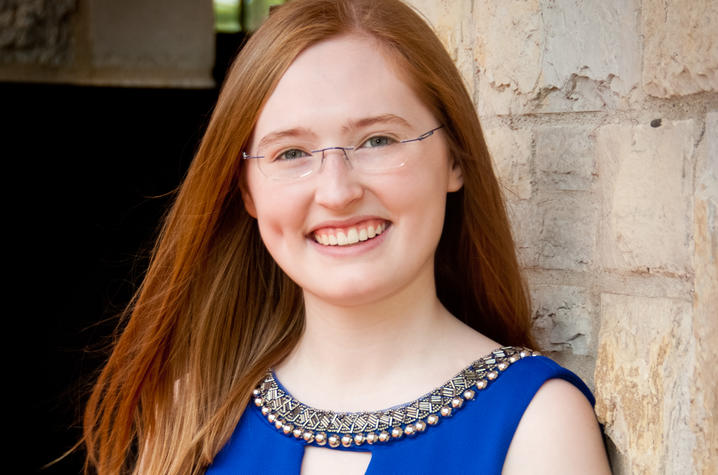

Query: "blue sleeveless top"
<box><xmin>207</xmin><ymin>347</ymin><xmax>593</xmax><ymax>475</ymax></box>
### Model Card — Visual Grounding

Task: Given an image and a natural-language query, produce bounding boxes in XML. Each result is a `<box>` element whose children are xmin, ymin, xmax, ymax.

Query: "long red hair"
<box><xmin>83</xmin><ymin>0</ymin><xmax>535</xmax><ymax>473</ymax></box>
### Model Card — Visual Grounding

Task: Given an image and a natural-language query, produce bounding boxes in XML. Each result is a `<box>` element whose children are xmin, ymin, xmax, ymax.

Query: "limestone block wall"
<box><xmin>0</xmin><ymin>0</ymin><xmax>214</xmax><ymax>87</ymax></box>
<box><xmin>406</xmin><ymin>0</ymin><xmax>718</xmax><ymax>473</ymax></box>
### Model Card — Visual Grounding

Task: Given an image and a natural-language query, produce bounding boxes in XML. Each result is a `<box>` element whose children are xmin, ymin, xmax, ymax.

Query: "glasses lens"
<box><xmin>258</xmin><ymin>148</ymin><xmax>316</xmax><ymax>180</ymax></box>
<box><xmin>350</xmin><ymin>139</ymin><xmax>408</xmax><ymax>172</ymax></box>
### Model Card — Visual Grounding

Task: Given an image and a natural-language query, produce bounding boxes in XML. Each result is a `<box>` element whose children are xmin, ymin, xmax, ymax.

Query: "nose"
<box><xmin>313</xmin><ymin>148</ymin><xmax>364</xmax><ymax>210</ymax></box>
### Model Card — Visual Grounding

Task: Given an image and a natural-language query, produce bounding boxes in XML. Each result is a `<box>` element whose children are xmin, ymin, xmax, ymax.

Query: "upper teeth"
<box><xmin>314</xmin><ymin>222</ymin><xmax>387</xmax><ymax>246</ymax></box>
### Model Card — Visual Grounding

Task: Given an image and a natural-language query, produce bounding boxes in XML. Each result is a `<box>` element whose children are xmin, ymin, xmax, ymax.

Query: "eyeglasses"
<box><xmin>242</xmin><ymin>125</ymin><xmax>443</xmax><ymax>181</ymax></box>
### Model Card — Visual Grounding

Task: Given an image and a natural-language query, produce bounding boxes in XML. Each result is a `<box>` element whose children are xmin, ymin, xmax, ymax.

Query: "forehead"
<box><xmin>251</xmin><ymin>34</ymin><xmax>434</xmax><ymax>143</ymax></box>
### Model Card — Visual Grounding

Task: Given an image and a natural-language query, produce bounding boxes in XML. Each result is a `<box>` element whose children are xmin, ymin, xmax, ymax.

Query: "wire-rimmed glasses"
<box><xmin>242</xmin><ymin>125</ymin><xmax>443</xmax><ymax>181</ymax></box>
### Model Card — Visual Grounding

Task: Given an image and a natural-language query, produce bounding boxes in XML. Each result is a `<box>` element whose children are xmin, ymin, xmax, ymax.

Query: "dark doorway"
<box><xmin>7</xmin><ymin>32</ymin><xmax>245</xmax><ymax>474</ymax></box>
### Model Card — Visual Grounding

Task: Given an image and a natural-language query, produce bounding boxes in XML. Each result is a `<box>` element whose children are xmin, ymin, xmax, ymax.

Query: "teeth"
<box><xmin>314</xmin><ymin>222</ymin><xmax>387</xmax><ymax>247</ymax></box>
<box><xmin>347</xmin><ymin>228</ymin><xmax>359</xmax><ymax>244</ymax></box>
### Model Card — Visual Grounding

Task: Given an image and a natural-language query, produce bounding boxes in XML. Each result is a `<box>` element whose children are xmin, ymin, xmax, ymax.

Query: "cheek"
<box><xmin>380</xmin><ymin>166</ymin><xmax>449</xmax><ymax>233</ymax></box>
<box><xmin>249</xmin><ymin>182</ymin><xmax>310</xmax><ymax>246</ymax></box>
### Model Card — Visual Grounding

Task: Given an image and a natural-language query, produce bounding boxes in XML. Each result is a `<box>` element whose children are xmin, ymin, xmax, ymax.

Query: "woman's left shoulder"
<box><xmin>501</xmin><ymin>366</ymin><xmax>612</xmax><ymax>474</ymax></box>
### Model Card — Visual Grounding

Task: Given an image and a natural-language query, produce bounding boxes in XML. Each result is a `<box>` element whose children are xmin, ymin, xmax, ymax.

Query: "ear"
<box><xmin>447</xmin><ymin>159</ymin><xmax>463</xmax><ymax>192</ymax></box>
<box><xmin>239</xmin><ymin>177</ymin><xmax>258</xmax><ymax>218</ymax></box>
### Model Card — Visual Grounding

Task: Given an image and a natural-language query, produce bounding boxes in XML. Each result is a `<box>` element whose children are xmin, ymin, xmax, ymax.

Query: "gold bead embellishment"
<box><xmin>252</xmin><ymin>346</ymin><xmax>536</xmax><ymax>448</ymax></box>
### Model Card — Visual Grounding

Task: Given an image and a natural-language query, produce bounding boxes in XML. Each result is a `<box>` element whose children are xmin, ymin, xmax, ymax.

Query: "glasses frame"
<box><xmin>242</xmin><ymin>124</ymin><xmax>444</xmax><ymax>180</ymax></box>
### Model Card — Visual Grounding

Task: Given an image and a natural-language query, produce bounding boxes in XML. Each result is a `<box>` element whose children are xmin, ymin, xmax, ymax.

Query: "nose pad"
<box><xmin>318</xmin><ymin>146</ymin><xmax>353</xmax><ymax>172</ymax></box>
<box><xmin>314</xmin><ymin>147</ymin><xmax>363</xmax><ymax>209</ymax></box>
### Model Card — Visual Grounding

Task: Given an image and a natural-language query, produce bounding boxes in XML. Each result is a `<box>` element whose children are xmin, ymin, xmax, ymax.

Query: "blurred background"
<box><xmin>0</xmin><ymin>1</ymin><xmax>283</xmax><ymax>472</ymax></box>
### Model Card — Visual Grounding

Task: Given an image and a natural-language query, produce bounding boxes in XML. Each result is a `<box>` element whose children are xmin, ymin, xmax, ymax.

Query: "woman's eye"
<box><xmin>274</xmin><ymin>149</ymin><xmax>309</xmax><ymax>161</ymax></box>
<box><xmin>361</xmin><ymin>136</ymin><xmax>394</xmax><ymax>148</ymax></box>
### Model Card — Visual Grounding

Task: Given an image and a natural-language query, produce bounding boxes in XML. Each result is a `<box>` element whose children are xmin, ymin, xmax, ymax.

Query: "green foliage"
<box><xmin>214</xmin><ymin>0</ymin><xmax>241</xmax><ymax>33</ymax></box>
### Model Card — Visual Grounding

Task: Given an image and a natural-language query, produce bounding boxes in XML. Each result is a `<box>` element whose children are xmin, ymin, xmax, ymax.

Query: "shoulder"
<box><xmin>501</xmin><ymin>375</ymin><xmax>611</xmax><ymax>474</ymax></box>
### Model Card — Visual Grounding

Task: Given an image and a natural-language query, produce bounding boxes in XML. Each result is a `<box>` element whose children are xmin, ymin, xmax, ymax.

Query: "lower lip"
<box><xmin>308</xmin><ymin>224</ymin><xmax>391</xmax><ymax>256</ymax></box>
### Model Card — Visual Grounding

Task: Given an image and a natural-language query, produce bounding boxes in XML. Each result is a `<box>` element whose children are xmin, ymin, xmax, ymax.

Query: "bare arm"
<box><xmin>502</xmin><ymin>379</ymin><xmax>611</xmax><ymax>474</ymax></box>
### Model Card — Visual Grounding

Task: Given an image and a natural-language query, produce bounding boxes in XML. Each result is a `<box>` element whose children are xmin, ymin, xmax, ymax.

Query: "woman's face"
<box><xmin>242</xmin><ymin>34</ymin><xmax>462</xmax><ymax>307</ymax></box>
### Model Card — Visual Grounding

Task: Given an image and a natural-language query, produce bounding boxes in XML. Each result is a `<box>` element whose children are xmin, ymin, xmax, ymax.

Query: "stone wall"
<box><xmin>406</xmin><ymin>0</ymin><xmax>717</xmax><ymax>473</ymax></box>
<box><xmin>0</xmin><ymin>0</ymin><xmax>214</xmax><ymax>87</ymax></box>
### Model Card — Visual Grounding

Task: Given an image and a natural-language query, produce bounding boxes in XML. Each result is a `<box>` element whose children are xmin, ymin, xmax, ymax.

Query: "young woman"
<box><xmin>84</xmin><ymin>0</ymin><xmax>611</xmax><ymax>473</ymax></box>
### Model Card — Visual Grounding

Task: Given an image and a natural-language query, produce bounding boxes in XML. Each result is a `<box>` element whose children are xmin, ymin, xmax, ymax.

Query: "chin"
<box><xmin>304</xmin><ymin>280</ymin><xmax>394</xmax><ymax>308</ymax></box>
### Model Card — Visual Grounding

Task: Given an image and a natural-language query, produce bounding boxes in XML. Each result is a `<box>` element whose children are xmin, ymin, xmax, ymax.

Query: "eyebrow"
<box><xmin>255</xmin><ymin>114</ymin><xmax>412</xmax><ymax>151</ymax></box>
<box><xmin>256</xmin><ymin>127</ymin><xmax>318</xmax><ymax>152</ymax></box>
<box><xmin>341</xmin><ymin>114</ymin><xmax>412</xmax><ymax>132</ymax></box>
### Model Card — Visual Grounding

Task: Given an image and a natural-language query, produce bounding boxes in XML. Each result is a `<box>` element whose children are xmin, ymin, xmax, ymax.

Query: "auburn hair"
<box><xmin>83</xmin><ymin>0</ymin><xmax>535</xmax><ymax>473</ymax></box>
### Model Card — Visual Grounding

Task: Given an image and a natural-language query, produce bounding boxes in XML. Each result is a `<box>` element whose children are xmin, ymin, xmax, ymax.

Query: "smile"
<box><xmin>312</xmin><ymin>219</ymin><xmax>389</xmax><ymax>247</ymax></box>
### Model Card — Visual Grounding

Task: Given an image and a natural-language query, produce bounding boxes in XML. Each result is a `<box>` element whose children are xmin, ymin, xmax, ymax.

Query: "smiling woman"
<box><xmin>82</xmin><ymin>1</ymin><xmax>610</xmax><ymax>474</ymax></box>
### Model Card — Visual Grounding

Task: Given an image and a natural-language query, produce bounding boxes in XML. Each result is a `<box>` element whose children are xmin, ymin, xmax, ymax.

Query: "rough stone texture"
<box><xmin>535</xmin><ymin>192</ymin><xmax>597</xmax><ymax>271</ymax></box>
<box><xmin>531</xmin><ymin>285</ymin><xmax>593</xmax><ymax>356</ymax></box>
<box><xmin>0</xmin><ymin>0</ymin><xmax>77</xmax><ymax>65</ymax></box>
<box><xmin>474</xmin><ymin>0</ymin><xmax>641</xmax><ymax>115</ymax></box>
<box><xmin>642</xmin><ymin>0</ymin><xmax>718</xmax><ymax>98</ymax></box>
<box><xmin>598</xmin><ymin>120</ymin><xmax>698</xmax><ymax>277</ymax></box>
<box><xmin>507</xmin><ymin>191</ymin><xmax>598</xmax><ymax>272</ymax></box>
<box><xmin>505</xmin><ymin>199</ymin><xmax>539</xmax><ymax>269</ymax></box>
<box><xmin>530</xmin><ymin>284</ymin><xmax>598</xmax><ymax>387</ymax></box>
<box><xmin>89</xmin><ymin>0</ymin><xmax>213</xmax><ymax>71</ymax></box>
<box><xmin>692</xmin><ymin>111</ymin><xmax>718</xmax><ymax>472</ymax></box>
<box><xmin>536</xmin><ymin>125</ymin><xmax>596</xmax><ymax>192</ymax></box>
<box><xmin>87</xmin><ymin>0</ymin><xmax>214</xmax><ymax>86</ymax></box>
<box><xmin>408</xmin><ymin>2</ymin><xmax>718</xmax><ymax>473</ymax></box>
<box><xmin>483</xmin><ymin>126</ymin><xmax>532</xmax><ymax>200</ymax></box>
<box><xmin>595</xmin><ymin>293</ymin><xmax>694</xmax><ymax>474</ymax></box>
<box><xmin>0</xmin><ymin>0</ymin><xmax>214</xmax><ymax>87</ymax></box>
<box><xmin>405</xmin><ymin>0</ymin><xmax>475</xmax><ymax>98</ymax></box>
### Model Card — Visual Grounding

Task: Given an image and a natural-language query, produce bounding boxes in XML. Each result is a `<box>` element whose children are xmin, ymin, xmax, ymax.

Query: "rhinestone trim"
<box><xmin>252</xmin><ymin>346</ymin><xmax>537</xmax><ymax>448</ymax></box>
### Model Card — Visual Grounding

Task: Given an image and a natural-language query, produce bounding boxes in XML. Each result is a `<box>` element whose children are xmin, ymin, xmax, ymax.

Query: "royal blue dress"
<box><xmin>207</xmin><ymin>347</ymin><xmax>593</xmax><ymax>474</ymax></box>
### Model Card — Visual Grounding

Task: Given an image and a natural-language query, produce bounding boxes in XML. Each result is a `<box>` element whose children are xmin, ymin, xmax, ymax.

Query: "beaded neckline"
<box><xmin>251</xmin><ymin>346</ymin><xmax>538</xmax><ymax>449</ymax></box>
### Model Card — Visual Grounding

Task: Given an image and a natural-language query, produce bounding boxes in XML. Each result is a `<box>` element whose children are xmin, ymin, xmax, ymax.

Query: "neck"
<box><xmin>272</xmin><ymin>266</ymin><xmax>491</xmax><ymax>411</ymax></box>
<box><xmin>300</xmin><ymin>281</ymin><xmax>447</xmax><ymax>377</ymax></box>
